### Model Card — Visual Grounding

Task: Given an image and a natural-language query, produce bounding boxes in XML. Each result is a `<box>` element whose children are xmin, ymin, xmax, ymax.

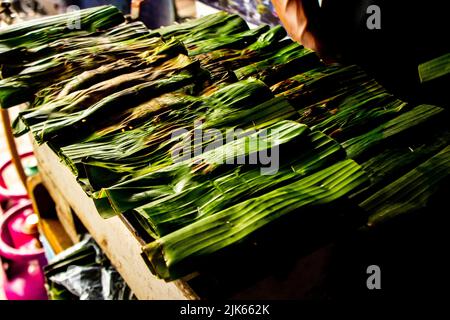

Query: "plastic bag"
<box><xmin>44</xmin><ymin>235</ymin><xmax>135</xmax><ymax>300</ymax></box>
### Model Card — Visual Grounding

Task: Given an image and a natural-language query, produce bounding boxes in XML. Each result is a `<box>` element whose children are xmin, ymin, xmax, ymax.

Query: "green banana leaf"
<box><xmin>362</xmin><ymin>145</ymin><xmax>450</xmax><ymax>227</ymax></box>
<box><xmin>142</xmin><ymin>159</ymin><xmax>368</xmax><ymax>280</ymax></box>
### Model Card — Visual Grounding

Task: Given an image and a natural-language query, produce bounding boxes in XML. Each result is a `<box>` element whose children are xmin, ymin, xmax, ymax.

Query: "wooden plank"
<box><xmin>39</xmin><ymin>218</ymin><xmax>74</xmax><ymax>254</ymax></box>
<box><xmin>33</xmin><ymin>141</ymin><xmax>198</xmax><ymax>300</ymax></box>
<box><xmin>27</xmin><ymin>173</ymin><xmax>74</xmax><ymax>254</ymax></box>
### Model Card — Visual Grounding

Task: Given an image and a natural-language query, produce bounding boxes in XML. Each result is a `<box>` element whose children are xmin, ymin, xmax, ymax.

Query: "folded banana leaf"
<box><xmin>342</xmin><ymin>104</ymin><xmax>445</xmax><ymax>160</ymax></box>
<box><xmin>187</xmin><ymin>24</ymin><xmax>270</xmax><ymax>56</ymax></box>
<box><xmin>197</xmin><ymin>24</ymin><xmax>288</xmax><ymax>67</ymax></box>
<box><xmin>13</xmin><ymin>39</ymin><xmax>189</xmax><ymax>136</ymax></box>
<box><xmin>202</xmin><ymin>78</ymin><xmax>278</xmax><ymax>127</ymax></box>
<box><xmin>272</xmin><ymin>65</ymin><xmax>381</xmax><ymax>120</ymax></box>
<box><xmin>187</xmin><ymin>120</ymin><xmax>309</xmax><ymax>174</ymax></box>
<box><xmin>60</xmin><ymin>94</ymin><xmax>202</xmax><ymax>180</ymax></box>
<box><xmin>295</xmin><ymin>81</ymin><xmax>386</xmax><ymax>130</ymax></box>
<box><xmin>149</xmin><ymin>12</ymin><xmax>249</xmax><ymax>44</ymax></box>
<box><xmin>244</xmin><ymin>25</ymin><xmax>288</xmax><ymax>53</ymax></box>
<box><xmin>234</xmin><ymin>42</ymin><xmax>320</xmax><ymax>85</ymax></box>
<box><xmin>49</xmin><ymin>37</ymin><xmax>184</xmax><ymax>104</ymax></box>
<box><xmin>142</xmin><ymin>159</ymin><xmax>368</xmax><ymax>280</ymax></box>
<box><xmin>271</xmin><ymin>65</ymin><xmax>342</xmax><ymax>95</ymax></box>
<box><xmin>0</xmin><ymin>5</ymin><xmax>124</xmax><ymax>53</ymax></box>
<box><xmin>0</xmin><ymin>36</ymin><xmax>165</xmax><ymax>108</ymax></box>
<box><xmin>351</xmin><ymin>126</ymin><xmax>450</xmax><ymax>203</ymax></box>
<box><xmin>195</xmin><ymin>26</ymin><xmax>288</xmax><ymax>84</ymax></box>
<box><xmin>361</xmin><ymin>145</ymin><xmax>450</xmax><ymax>228</ymax></box>
<box><xmin>0</xmin><ymin>28</ymin><xmax>92</xmax><ymax>66</ymax></box>
<box><xmin>56</xmin><ymin>79</ymin><xmax>274</xmax><ymax>189</ymax></box>
<box><xmin>204</xmin><ymin>95</ymin><xmax>297</xmax><ymax>130</ymax></box>
<box><xmin>1</xmin><ymin>22</ymin><xmax>150</xmax><ymax>75</ymax></box>
<box><xmin>133</xmin><ymin>128</ymin><xmax>346</xmax><ymax>238</ymax></box>
<box><xmin>418</xmin><ymin>53</ymin><xmax>450</xmax><ymax>84</ymax></box>
<box><xmin>418</xmin><ymin>53</ymin><xmax>450</xmax><ymax>105</ymax></box>
<box><xmin>204</xmin><ymin>78</ymin><xmax>274</xmax><ymax>110</ymax></box>
<box><xmin>198</xmin><ymin>130</ymin><xmax>346</xmax><ymax>216</ymax></box>
<box><xmin>30</xmin><ymin>67</ymin><xmax>201</xmax><ymax>145</ymax></box>
<box><xmin>311</xmin><ymin>93</ymin><xmax>410</xmax><ymax>141</ymax></box>
<box><xmin>94</xmin><ymin>120</ymin><xmax>308</xmax><ymax>214</ymax></box>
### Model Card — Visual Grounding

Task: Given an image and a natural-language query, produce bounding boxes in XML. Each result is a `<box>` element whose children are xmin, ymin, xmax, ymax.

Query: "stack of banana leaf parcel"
<box><xmin>1</xmin><ymin>6</ymin><xmax>449</xmax><ymax>283</ymax></box>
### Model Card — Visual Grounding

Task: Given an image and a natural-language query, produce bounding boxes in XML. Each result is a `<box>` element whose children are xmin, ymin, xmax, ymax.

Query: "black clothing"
<box><xmin>316</xmin><ymin>0</ymin><xmax>449</xmax><ymax>104</ymax></box>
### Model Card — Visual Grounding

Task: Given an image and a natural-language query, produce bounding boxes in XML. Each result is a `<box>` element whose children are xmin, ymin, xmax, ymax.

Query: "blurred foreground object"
<box><xmin>0</xmin><ymin>201</ymin><xmax>48</xmax><ymax>300</ymax></box>
<box><xmin>131</xmin><ymin>0</ymin><xmax>175</xmax><ymax>29</ymax></box>
<box><xmin>0</xmin><ymin>151</ymin><xmax>36</xmax><ymax>213</ymax></box>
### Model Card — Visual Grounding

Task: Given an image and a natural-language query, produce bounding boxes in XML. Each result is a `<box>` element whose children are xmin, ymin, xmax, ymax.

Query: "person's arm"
<box><xmin>271</xmin><ymin>0</ymin><xmax>323</xmax><ymax>53</ymax></box>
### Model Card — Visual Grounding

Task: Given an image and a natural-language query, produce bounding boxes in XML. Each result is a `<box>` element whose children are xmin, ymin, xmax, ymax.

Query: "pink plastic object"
<box><xmin>0</xmin><ymin>151</ymin><xmax>34</xmax><ymax>210</ymax></box>
<box><xmin>0</xmin><ymin>201</ymin><xmax>48</xmax><ymax>300</ymax></box>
